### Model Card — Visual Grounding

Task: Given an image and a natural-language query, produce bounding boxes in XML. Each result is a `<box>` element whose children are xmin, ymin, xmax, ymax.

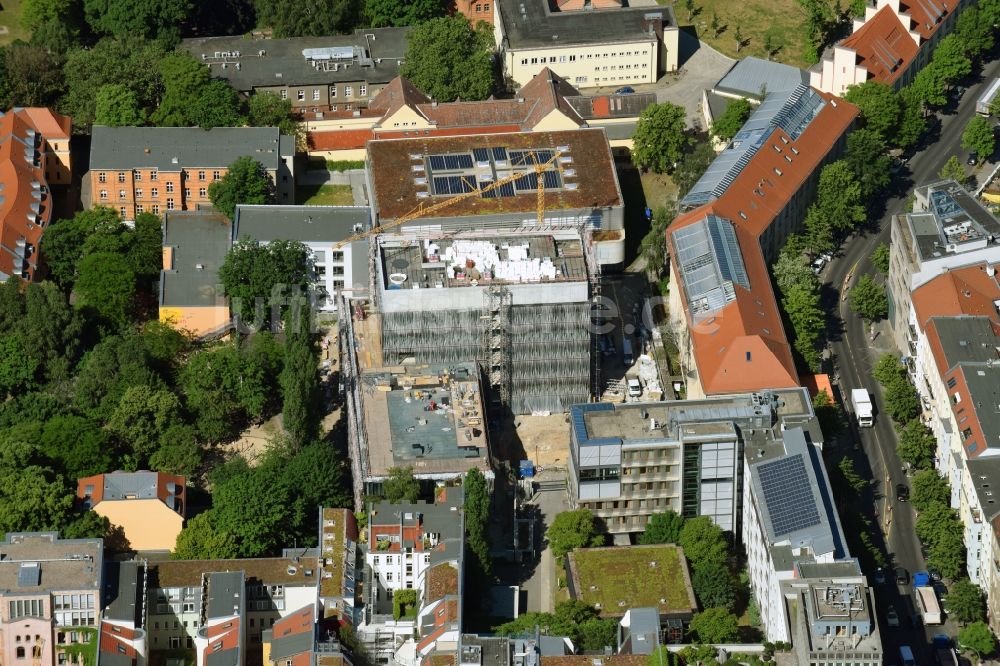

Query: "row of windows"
<box><xmin>586</xmin><ymin>498</ymin><xmax>674</xmax><ymax>512</ymax></box>
<box><xmin>53</xmin><ymin>594</ymin><xmax>96</xmax><ymax>611</ymax></box>
<box><xmin>283</xmin><ymin>85</ymin><xmax>367</xmax><ymax>101</ymax></box>
<box><xmin>472</xmin><ymin>3</ymin><xmax>491</xmax><ymax>11</ymax></box>
<box><xmin>98</xmin><ymin>170</ymin><xmax>221</xmax><ymax>183</ymax></box>
<box><xmin>520</xmin><ymin>49</ymin><xmax>649</xmax><ymax>66</ymax></box>
<box><xmin>593</xmin><ymin>63</ymin><xmax>647</xmax><ymax>72</ymax></box>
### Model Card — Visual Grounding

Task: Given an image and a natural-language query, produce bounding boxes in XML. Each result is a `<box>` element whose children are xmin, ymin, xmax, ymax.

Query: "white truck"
<box><xmin>977</xmin><ymin>77</ymin><xmax>1000</xmax><ymax>115</ymax></box>
<box><xmin>916</xmin><ymin>586</ymin><xmax>943</xmax><ymax>625</ymax></box>
<box><xmin>851</xmin><ymin>388</ymin><xmax>874</xmax><ymax>427</ymax></box>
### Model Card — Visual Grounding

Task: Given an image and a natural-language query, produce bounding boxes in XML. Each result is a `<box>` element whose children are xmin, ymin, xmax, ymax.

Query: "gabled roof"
<box><xmin>268</xmin><ymin>605</ymin><xmax>315</xmax><ymax>661</ymax></box>
<box><xmin>841</xmin><ymin>5</ymin><xmax>918</xmax><ymax>85</ymax></box>
<box><xmin>515</xmin><ymin>67</ymin><xmax>585</xmax><ymax>127</ymax></box>
<box><xmin>369</xmin><ymin>76</ymin><xmax>432</xmax><ymax>117</ymax></box>
<box><xmin>912</xmin><ymin>262</ymin><xmax>1000</xmax><ymax>331</ymax></box>
<box><xmin>924</xmin><ymin>316</ymin><xmax>1000</xmax><ymax>377</ymax></box>
<box><xmin>77</xmin><ymin>471</ymin><xmax>186</xmax><ymax>513</ymax></box>
<box><xmin>897</xmin><ymin>0</ymin><xmax>960</xmax><ymax>41</ymax></box>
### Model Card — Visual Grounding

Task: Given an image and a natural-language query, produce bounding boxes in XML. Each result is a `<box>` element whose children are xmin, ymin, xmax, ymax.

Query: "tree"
<box><xmin>688</xmin><ymin>608</ymin><xmax>739</xmax><ymax>644</ymax></box>
<box><xmin>74</xmin><ymin>252</ymin><xmax>137</xmax><ymax>330</ymax></box>
<box><xmin>954</xmin><ymin>7</ymin><xmax>994</xmax><ymax>57</ymax></box>
<box><xmin>931</xmin><ymin>34</ymin><xmax>972</xmax><ymax>85</ymax></box>
<box><xmin>1</xmin><ymin>44</ymin><xmax>64</xmax><ymax>108</ymax></box>
<box><xmin>911</xmin><ymin>64</ymin><xmax>948</xmax><ymax>108</ymax></box>
<box><xmin>872</xmin><ymin>242</ymin><xmax>890</xmax><ymax>273</ymax></box>
<box><xmin>733</xmin><ymin>25</ymin><xmax>744</xmax><ymax>53</ymax></box>
<box><xmin>248</xmin><ymin>91</ymin><xmax>298</xmax><ymax>136</ymax></box>
<box><xmin>32</xmin><ymin>415</ymin><xmax>115</xmax><ymax>479</ymax></box>
<box><xmin>95</xmin><ymin>84</ymin><xmax>147</xmax><ymax>126</ymax></box>
<box><xmin>41</xmin><ymin>208</ymin><xmax>125</xmax><ymax>290</ymax></box>
<box><xmin>911</xmin><ymin>469</ymin><xmax>950</xmax><ymax>512</ymax></box>
<box><xmin>773</xmin><ymin>242</ymin><xmax>825</xmax><ymax>370</ymax></box>
<box><xmin>254</xmin><ymin>0</ymin><xmax>362</xmax><ymax>37</ymax></box>
<box><xmin>710</xmin><ymin>12</ymin><xmax>721</xmax><ymax>37</ymax></box>
<box><xmin>837</xmin><ymin>457</ymin><xmax>867</xmax><ymax>494</ymax></box>
<box><xmin>383</xmin><ymin>466</ymin><xmax>421</xmax><ymax>503</ymax></box>
<box><xmin>962</xmin><ymin>116</ymin><xmax>995</xmax><ymax>164</ymax></box>
<box><xmin>271</xmin><ymin>441</ymin><xmax>351</xmax><ymax>544</ymax></box>
<box><xmin>673</xmin><ymin>141</ymin><xmax>715</xmax><ymax>199</ymax></box>
<box><xmin>632</xmin><ymin>102</ymin><xmax>688</xmax><ymax>174</ymax></box>
<box><xmin>23</xmin><ymin>0</ymin><xmax>85</xmax><ymax>45</ymax></box>
<box><xmin>939</xmin><ymin>155</ymin><xmax>968</xmax><ymax>184</ymax></box>
<box><xmin>638</xmin><ymin>206</ymin><xmax>674</xmax><ymax>277</ymax></box>
<box><xmin>710</xmin><ymin>98</ymin><xmax>753</xmax><ymax>142</ymax></box>
<box><xmin>947</xmin><ymin>579</ymin><xmax>986</xmax><ymax>625</ymax></box>
<box><xmin>639</xmin><ymin>510</ymin><xmax>686</xmax><ymax>545</ymax></box>
<box><xmin>692</xmin><ymin>567</ymin><xmax>737</xmax><ymax>612</ymax></box>
<box><xmin>152</xmin><ymin>52</ymin><xmax>211</xmax><ymax>127</ymax></box>
<box><xmin>815</xmin><ymin>161</ymin><xmax>866</xmax><ymax>233</ymax></box>
<box><xmin>179</xmin><ymin>345</ymin><xmax>263</xmax><ymax>442</ymax></box>
<box><xmin>843</xmin><ymin>80</ymin><xmax>901</xmax><ymax>141</ymax></box>
<box><xmin>577</xmin><ymin>617</ymin><xmax>618</xmax><ymax>651</ymax></box>
<box><xmin>209</xmin><ymin>156</ymin><xmax>278</xmax><ymax>219</ymax></box>
<box><xmin>678</xmin><ymin>516</ymin><xmax>728</xmax><ymax>570</ymax></box>
<box><xmin>107</xmin><ymin>385</ymin><xmax>183</xmax><ymax>467</ymax></box>
<box><xmin>73</xmin><ymin>334</ymin><xmax>166</xmax><ymax>421</ymax></box>
<box><xmin>219</xmin><ymin>237</ymin><xmax>311</xmax><ymax>329</ymax></box>
<box><xmin>845</xmin><ymin>129</ymin><xmax>891</xmax><ymax>198</ymax></box>
<box><xmin>129</xmin><ymin>212</ymin><xmax>167</xmax><ymax>280</ymax></box>
<box><xmin>916</xmin><ymin>502</ymin><xmax>962</xmax><ymax>546</ymax></box>
<box><xmin>281</xmin><ymin>301</ymin><xmax>319</xmax><ymax>446</ymax></box>
<box><xmin>849</xmin><ymin>274</ymin><xmax>887</xmax><ymax>322</ymax></box>
<box><xmin>465</xmin><ymin>469</ymin><xmax>493</xmax><ymax>580</ymax></box>
<box><xmin>897</xmin><ymin>419</ymin><xmax>936</xmax><ymax>471</ymax></box>
<box><xmin>0</xmin><ymin>438</ymin><xmax>76</xmax><ymax>534</ymax></box>
<box><xmin>366</xmin><ymin>0</ymin><xmax>444</xmax><ymax>26</ymax></box>
<box><xmin>928</xmin><ymin>527</ymin><xmax>965</xmax><ymax>580</ymax></box>
<box><xmin>210</xmin><ymin>460</ymin><xmax>292</xmax><ymax>557</ymax></box>
<box><xmin>959</xmin><ymin>621</ymin><xmax>996</xmax><ymax>657</ymax></box>
<box><xmin>84</xmin><ymin>0</ymin><xmax>191</xmax><ymax>42</ymax></box>
<box><xmin>883</xmin><ymin>375</ymin><xmax>921</xmax><ymax>424</ymax></box>
<box><xmin>189</xmin><ymin>80</ymin><xmax>246</xmax><ymax>129</ymax></box>
<box><xmin>173</xmin><ymin>512</ymin><xmax>239</xmax><ymax>559</ymax></box>
<box><xmin>546</xmin><ymin>509</ymin><xmax>605</xmax><ymax>558</ymax></box>
<box><xmin>896</xmin><ymin>87</ymin><xmax>928</xmax><ymax>150</ymax></box>
<box><xmin>149</xmin><ymin>424</ymin><xmax>202</xmax><ymax>476</ymax></box>
<box><xmin>813</xmin><ymin>389</ymin><xmax>843</xmax><ymax>436</ymax></box>
<box><xmin>400</xmin><ymin>16</ymin><xmax>494</xmax><ymax>102</ymax></box>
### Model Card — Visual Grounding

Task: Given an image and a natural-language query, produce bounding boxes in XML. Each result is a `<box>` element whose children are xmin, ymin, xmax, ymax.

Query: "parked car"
<box><xmin>895</xmin><ymin>567</ymin><xmax>909</xmax><ymax>585</ymax></box>
<box><xmin>886</xmin><ymin>606</ymin><xmax>900</xmax><ymax>627</ymax></box>
<box><xmin>811</xmin><ymin>257</ymin><xmax>827</xmax><ymax>275</ymax></box>
<box><xmin>897</xmin><ymin>483</ymin><xmax>910</xmax><ymax>501</ymax></box>
<box><xmin>968</xmin><ymin>152</ymin><xmax>979</xmax><ymax>165</ymax></box>
<box><xmin>874</xmin><ymin>568</ymin><xmax>887</xmax><ymax>585</ymax></box>
<box><xmin>928</xmin><ymin>567</ymin><xmax>943</xmax><ymax>582</ymax></box>
<box><xmin>614</xmin><ymin>86</ymin><xmax>635</xmax><ymax>95</ymax></box>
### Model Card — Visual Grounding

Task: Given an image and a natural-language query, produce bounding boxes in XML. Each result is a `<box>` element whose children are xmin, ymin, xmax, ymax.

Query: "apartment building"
<box><xmin>97</xmin><ymin>562</ymin><xmax>149</xmax><ymax>666</ymax></box>
<box><xmin>495</xmin><ymin>0</ymin><xmax>679</xmax><ymax>89</ymax></box>
<box><xmin>232</xmin><ymin>205</ymin><xmax>371</xmax><ymax>310</ymax></box>
<box><xmin>451</xmin><ymin>0</ymin><xmax>494</xmax><ymax>26</ymax></box>
<box><xmin>317</xmin><ymin>509</ymin><xmax>360</xmax><ymax>627</ymax></box>
<box><xmin>306</xmin><ymin>69</ymin><xmax>655</xmax><ymax>160</ymax></box>
<box><xmin>743</xmin><ymin>427</ymin><xmax>850</xmax><ymax>642</ymax></box>
<box><xmin>159</xmin><ymin>211</ymin><xmax>233</xmax><ymax>339</ymax></box>
<box><xmin>76</xmin><ymin>471</ymin><xmax>185</xmax><ymax>552</ymax></box>
<box><xmin>180</xmin><ymin>29</ymin><xmax>410</xmax><ymax>118</ymax></box>
<box><xmin>0</xmin><ymin>532</ymin><xmax>103</xmax><ymax>666</ymax></box>
<box><xmin>888</xmin><ymin>180</ymin><xmax>1000</xmax><ymax>353</ymax></box>
<box><xmin>0</xmin><ymin>108</ymin><xmax>71</xmax><ymax>281</ymax></box>
<box><xmin>143</xmin><ymin>553</ymin><xmax>319</xmax><ymax>655</ymax></box>
<box><xmin>360</xmin><ymin>488</ymin><xmax>463</xmax><ymax>666</ymax></box>
<box><xmin>262</xmin><ymin>603</ymin><xmax>351</xmax><ymax>666</ymax></box>
<box><xmin>86</xmin><ymin>127</ymin><xmax>295</xmax><ymax>221</ymax></box>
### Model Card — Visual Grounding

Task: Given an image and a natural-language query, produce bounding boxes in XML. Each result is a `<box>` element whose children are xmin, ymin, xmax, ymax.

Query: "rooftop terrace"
<box><xmin>908</xmin><ymin>180</ymin><xmax>1000</xmax><ymax>262</ymax></box>
<box><xmin>380</xmin><ymin>234</ymin><xmax>587</xmax><ymax>291</ymax></box>
<box><xmin>567</xmin><ymin>545</ymin><xmax>696</xmax><ymax>617</ymax></box>
<box><xmin>359</xmin><ymin>363</ymin><xmax>491</xmax><ymax>479</ymax></box>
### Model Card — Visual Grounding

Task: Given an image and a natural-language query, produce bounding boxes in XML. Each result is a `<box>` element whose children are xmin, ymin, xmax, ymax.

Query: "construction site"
<box><xmin>338</xmin><ymin>128</ymin><xmax>617</xmax><ymax>505</ymax></box>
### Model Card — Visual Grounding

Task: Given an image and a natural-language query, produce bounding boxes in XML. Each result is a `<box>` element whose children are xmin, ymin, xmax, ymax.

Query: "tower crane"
<box><xmin>333</xmin><ymin>150</ymin><xmax>563</xmax><ymax>249</ymax></box>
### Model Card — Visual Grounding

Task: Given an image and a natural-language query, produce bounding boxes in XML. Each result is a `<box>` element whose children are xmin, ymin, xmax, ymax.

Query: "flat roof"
<box><xmin>713</xmin><ymin>57</ymin><xmax>808</xmax><ymax>99</ymax></box>
<box><xmin>379</xmin><ymin>234</ymin><xmax>587</xmax><ymax>291</ymax></box>
<box><xmin>0</xmin><ymin>532</ymin><xmax>103</xmax><ymax>593</ymax></box>
<box><xmin>359</xmin><ymin>363</ymin><xmax>492</xmax><ymax>479</ymax></box>
<box><xmin>180</xmin><ymin>28</ymin><xmax>410</xmax><ymax>91</ymax></box>
<box><xmin>319</xmin><ymin>508</ymin><xmax>355</xmax><ymax>600</ymax></box>
<box><xmin>367</xmin><ymin>128</ymin><xmax>622</xmax><ymax>221</ymax></box>
<box><xmin>234</xmin><ymin>204</ymin><xmax>370</xmax><ymax>243</ymax></box>
<box><xmin>147</xmin><ymin>553</ymin><xmax>318</xmax><ymax>589</ymax></box>
<box><xmin>498</xmin><ymin>0</ymin><xmax>675</xmax><ymax>49</ymax></box>
<box><xmin>907</xmin><ymin>180</ymin><xmax>1000</xmax><ymax>262</ymax></box>
<box><xmin>90</xmin><ymin>126</ymin><xmax>291</xmax><ymax>172</ymax></box>
<box><xmin>965</xmin><ymin>457</ymin><xmax>1000</xmax><ymax>522</ymax></box>
<box><xmin>160</xmin><ymin>211</ymin><xmax>232</xmax><ymax>308</ymax></box>
<box><xmin>567</xmin><ymin>545</ymin><xmax>696</xmax><ymax>617</ymax></box>
<box><xmin>103</xmin><ymin>561</ymin><xmax>144</xmax><ymax>624</ymax></box>
<box><xmin>206</xmin><ymin>571</ymin><xmax>243</xmax><ymax>619</ymax></box>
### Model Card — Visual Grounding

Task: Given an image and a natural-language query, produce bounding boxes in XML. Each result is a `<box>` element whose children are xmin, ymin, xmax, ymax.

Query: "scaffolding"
<box><xmin>484</xmin><ymin>285</ymin><xmax>512</xmax><ymax>405</ymax></box>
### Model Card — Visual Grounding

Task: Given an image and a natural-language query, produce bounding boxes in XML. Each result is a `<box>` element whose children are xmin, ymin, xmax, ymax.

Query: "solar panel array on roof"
<box><xmin>673</xmin><ymin>214</ymin><xmax>750</xmax><ymax>318</ymax></box>
<box><xmin>429</xmin><ymin>154</ymin><xmax>474</xmax><ymax>171</ymax></box>
<box><xmin>757</xmin><ymin>454</ymin><xmax>821</xmax><ymax>537</ymax></box>
<box><xmin>472</xmin><ymin>148</ymin><xmax>491</xmax><ymax>163</ymax></box>
<box><xmin>419</xmin><ymin>144</ymin><xmax>567</xmax><ymax>200</ymax></box>
<box><xmin>433</xmin><ymin>175</ymin><xmax>478</xmax><ymax>195</ymax></box>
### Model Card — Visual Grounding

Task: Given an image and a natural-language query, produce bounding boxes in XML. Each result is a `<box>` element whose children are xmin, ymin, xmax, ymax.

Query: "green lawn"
<box><xmin>669</xmin><ymin>0</ymin><xmax>814</xmax><ymax>68</ymax></box>
<box><xmin>569</xmin><ymin>545</ymin><xmax>695</xmax><ymax>614</ymax></box>
<box><xmin>0</xmin><ymin>0</ymin><xmax>30</xmax><ymax>46</ymax></box>
<box><xmin>296</xmin><ymin>184</ymin><xmax>354</xmax><ymax>206</ymax></box>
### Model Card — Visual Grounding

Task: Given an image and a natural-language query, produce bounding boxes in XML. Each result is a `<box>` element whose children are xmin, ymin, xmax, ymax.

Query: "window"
<box><xmin>559</xmin><ymin>55</ymin><xmax>566</xmax><ymax>63</ymax></box>
<box><xmin>98</xmin><ymin>172</ymin><xmax>107</xmax><ymax>183</ymax></box>
<box><xmin>199</xmin><ymin>187</ymin><xmax>207</xmax><ymax>197</ymax></box>
<box><xmin>136</xmin><ymin>205</ymin><xmax>144</xmax><ymax>214</ymax></box>
<box><xmin>135</xmin><ymin>189</ymin><xmax>143</xmax><ymax>198</ymax></box>
<box><xmin>531</xmin><ymin>57</ymin><xmax>538</xmax><ymax>64</ymax></box>
<box><xmin>281</xmin><ymin>89</ymin><xmax>288</xmax><ymax>100</ymax></box>
<box><xmin>521</xmin><ymin>58</ymin><xmax>528</xmax><ymax>65</ymax></box>
<box><xmin>549</xmin><ymin>56</ymin><xmax>556</xmax><ymax>63</ymax></box>
<box><xmin>297</xmin><ymin>89</ymin><xmax>305</xmax><ymax>100</ymax></box>
<box><xmin>313</xmin><ymin>88</ymin><xmax>321</xmax><ymax>101</ymax></box>
<box><xmin>167</xmin><ymin>198</ymin><xmax>175</xmax><ymax>210</ymax></box>
<box><xmin>16</xmin><ymin>647</ymin><xmax>25</xmax><ymax>659</ymax></box>
<box><xmin>345</xmin><ymin>85</ymin><xmax>353</xmax><ymax>97</ymax></box>
<box><xmin>331</xmin><ymin>251</ymin><xmax>344</xmax><ymax>262</ymax></box>
<box><xmin>166</xmin><ymin>182</ymin><xmax>174</xmax><ymax>193</ymax></box>
<box><xmin>569</xmin><ymin>55</ymin><xmax>575</xmax><ymax>61</ymax></box>
<box><xmin>213</xmin><ymin>170</ymin><xmax>221</xmax><ymax>180</ymax></box>
<box><xmin>484</xmin><ymin>2</ymin><xmax>489</xmax><ymax>9</ymax></box>
<box><xmin>475</xmin><ymin>3</ymin><xmax>481</xmax><ymax>9</ymax></box>
<box><xmin>151</xmin><ymin>188</ymin><xmax>158</xmax><ymax>197</ymax></box>
<box><xmin>947</xmin><ymin>377</ymin><xmax>958</xmax><ymax>388</ymax></box>
<box><xmin>964</xmin><ymin>427</ymin><xmax>974</xmax><ymax>440</ymax></box>
<box><xmin>359</xmin><ymin>84</ymin><xmax>367</xmax><ymax>96</ymax></box>
<box><xmin>119</xmin><ymin>190</ymin><xmax>126</xmax><ymax>200</ymax></box>
<box><xmin>185</xmin><ymin>188</ymin><xmax>191</xmax><ymax>197</ymax></box>
<box><xmin>120</xmin><ymin>207</ymin><xmax>127</xmax><ymax>218</ymax></box>
<box><xmin>134</xmin><ymin>171</ymin><xmax>142</xmax><ymax>181</ymax></box>
<box><xmin>152</xmin><ymin>204</ymin><xmax>160</xmax><ymax>214</ymax></box>
<box><xmin>330</xmin><ymin>85</ymin><xmax>337</xmax><ymax>98</ymax></box>
<box><xmin>118</xmin><ymin>172</ymin><xmax>126</xmax><ymax>183</ymax></box>
<box><xmin>99</xmin><ymin>190</ymin><xmax>108</xmax><ymax>199</ymax></box>
<box><xmin>150</xmin><ymin>170</ymin><xmax>157</xmax><ymax>181</ymax></box>
<box><xmin>197</xmin><ymin>170</ymin><xmax>205</xmax><ymax>181</ymax></box>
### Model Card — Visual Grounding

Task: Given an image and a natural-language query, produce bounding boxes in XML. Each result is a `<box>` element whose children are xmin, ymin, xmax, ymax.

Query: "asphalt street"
<box><xmin>824</xmin><ymin>57</ymin><xmax>1000</xmax><ymax>664</ymax></box>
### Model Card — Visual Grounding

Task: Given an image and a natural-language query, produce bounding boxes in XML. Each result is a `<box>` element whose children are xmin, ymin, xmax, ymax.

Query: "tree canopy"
<box><xmin>254</xmin><ymin>0</ymin><xmax>362</xmax><ymax>37</ymax></box>
<box><xmin>209</xmin><ymin>156</ymin><xmax>278</xmax><ymax>219</ymax></box>
<box><xmin>678</xmin><ymin>516</ymin><xmax>728</xmax><ymax>570</ymax></box>
<box><xmin>366</xmin><ymin>0</ymin><xmax>445</xmax><ymax>27</ymax></box>
<box><xmin>83</xmin><ymin>0</ymin><xmax>191</xmax><ymax>42</ymax></box>
<box><xmin>947</xmin><ymin>579</ymin><xmax>986</xmax><ymax>625</ymax></box>
<box><xmin>219</xmin><ymin>237</ymin><xmax>310</xmax><ymax>330</ymax></box>
<box><xmin>910</xmin><ymin>469</ymin><xmax>950</xmax><ymax>512</ymax></box>
<box><xmin>546</xmin><ymin>509</ymin><xmax>605</xmax><ymax>559</ymax></box>
<box><xmin>638</xmin><ymin>510</ymin><xmax>686</xmax><ymax>545</ymax></box>
<box><xmin>688</xmin><ymin>608</ymin><xmax>739</xmax><ymax>644</ymax></box>
<box><xmin>897</xmin><ymin>419</ymin><xmax>936</xmax><ymax>471</ymax></box>
<box><xmin>959</xmin><ymin>621</ymin><xmax>996</xmax><ymax>657</ymax></box>
<box><xmin>383</xmin><ymin>466</ymin><xmax>421</xmax><ymax>503</ymax></box>
<box><xmin>710</xmin><ymin>97</ymin><xmax>753</xmax><ymax>142</ymax></box>
<box><xmin>632</xmin><ymin>102</ymin><xmax>688</xmax><ymax>174</ymax></box>
<box><xmin>400</xmin><ymin>16</ymin><xmax>495</xmax><ymax>102</ymax></box>
<box><xmin>844</xmin><ymin>80</ymin><xmax>900</xmax><ymax>141</ymax></box>
<box><xmin>849</xmin><ymin>274</ymin><xmax>888</xmax><ymax>323</ymax></box>
<box><xmin>962</xmin><ymin>116</ymin><xmax>995</xmax><ymax>164</ymax></box>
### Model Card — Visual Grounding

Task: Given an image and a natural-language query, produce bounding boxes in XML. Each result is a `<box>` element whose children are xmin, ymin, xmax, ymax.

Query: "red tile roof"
<box><xmin>309</xmin><ymin>128</ymin><xmax>375</xmax><ymax>151</ymax></box>
<box><xmin>912</xmin><ymin>263</ymin><xmax>1000</xmax><ymax>331</ymax></box>
<box><xmin>273</xmin><ymin>605</ymin><xmax>314</xmax><ymax>638</ymax></box>
<box><xmin>841</xmin><ymin>5</ymin><xmax>919</xmax><ymax>85</ymax></box>
<box><xmin>897</xmin><ymin>0</ymin><xmax>960</xmax><ymax>42</ymax></box>
<box><xmin>369</xmin><ymin>77</ymin><xmax>432</xmax><ymax>117</ymax></box>
<box><xmin>76</xmin><ymin>471</ymin><xmax>186</xmax><ymax>515</ymax></box>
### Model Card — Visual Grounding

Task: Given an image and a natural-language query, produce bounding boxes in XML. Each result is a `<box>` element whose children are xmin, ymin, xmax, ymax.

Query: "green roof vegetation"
<box><xmin>569</xmin><ymin>545</ymin><xmax>695</xmax><ymax>615</ymax></box>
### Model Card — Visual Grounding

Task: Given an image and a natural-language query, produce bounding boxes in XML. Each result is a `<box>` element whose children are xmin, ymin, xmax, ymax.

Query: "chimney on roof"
<box><xmin>517</xmin><ymin>97</ymin><xmax>524</xmax><ymax>104</ymax></box>
<box><xmin>144</xmin><ymin>147</ymin><xmax>151</xmax><ymax>154</ymax></box>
